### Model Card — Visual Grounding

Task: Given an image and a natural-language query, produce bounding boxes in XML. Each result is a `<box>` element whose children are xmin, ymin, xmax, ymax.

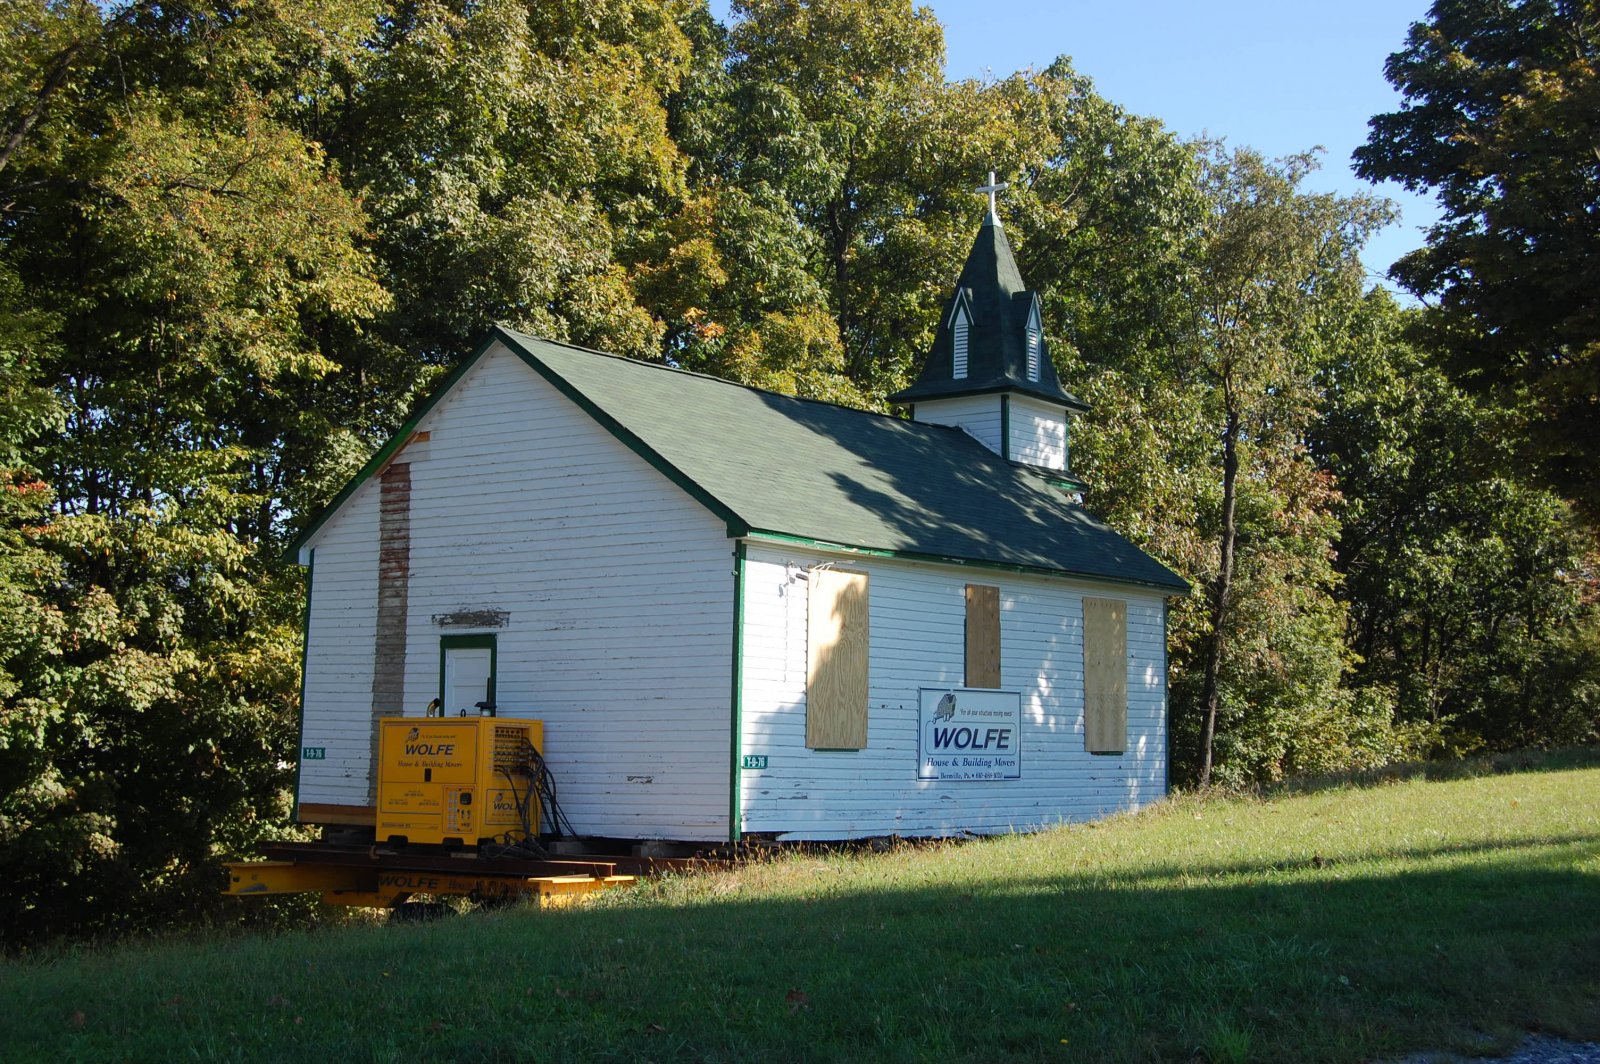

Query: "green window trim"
<box><xmin>439</xmin><ymin>633</ymin><xmax>498</xmax><ymax>712</ymax></box>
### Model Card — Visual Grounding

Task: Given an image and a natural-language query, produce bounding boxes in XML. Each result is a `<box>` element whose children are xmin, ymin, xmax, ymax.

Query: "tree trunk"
<box><xmin>828</xmin><ymin>206</ymin><xmax>853</xmax><ymax>369</ymax></box>
<box><xmin>1198</xmin><ymin>400</ymin><xmax>1240</xmax><ymax>786</ymax></box>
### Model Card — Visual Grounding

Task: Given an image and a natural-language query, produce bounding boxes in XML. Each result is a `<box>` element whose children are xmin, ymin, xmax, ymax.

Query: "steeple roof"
<box><xmin>889</xmin><ymin>216</ymin><xmax>1088</xmax><ymax>411</ymax></box>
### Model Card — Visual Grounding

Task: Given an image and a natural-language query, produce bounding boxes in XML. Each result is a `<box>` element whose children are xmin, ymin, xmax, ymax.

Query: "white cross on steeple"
<box><xmin>975</xmin><ymin>169</ymin><xmax>1009</xmax><ymax>224</ymax></box>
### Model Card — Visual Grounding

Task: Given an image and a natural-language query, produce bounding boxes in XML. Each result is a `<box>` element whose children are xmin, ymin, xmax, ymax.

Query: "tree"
<box><xmin>332</xmin><ymin>0</ymin><xmax>695</xmax><ymax>366</ymax></box>
<box><xmin>1354</xmin><ymin>0</ymin><xmax>1600</xmax><ymax>517</ymax></box>
<box><xmin>717</xmin><ymin>0</ymin><xmax>958</xmax><ymax>393</ymax></box>
<box><xmin>1178</xmin><ymin>148</ymin><xmax>1390</xmax><ymax>786</ymax></box>
<box><xmin>0</xmin><ymin>0</ymin><xmax>382</xmax><ymax>940</ymax></box>
<box><xmin>1316</xmin><ymin>292</ymin><xmax>1600</xmax><ymax>752</ymax></box>
<box><xmin>1006</xmin><ymin>86</ymin><xmax>1416</xmax><ymax>784</ymax></box>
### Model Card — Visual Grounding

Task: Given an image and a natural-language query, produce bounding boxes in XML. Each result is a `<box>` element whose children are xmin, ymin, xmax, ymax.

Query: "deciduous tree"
<box><xmin>1354</xmin><ymin>0</ymin><xmax>1600</xmax><ymax>517</ymax></box>
<box><xmin>1171</xmin><ymin>149</ymin><xmax>1390</xmax><ymax>785</ymax></box>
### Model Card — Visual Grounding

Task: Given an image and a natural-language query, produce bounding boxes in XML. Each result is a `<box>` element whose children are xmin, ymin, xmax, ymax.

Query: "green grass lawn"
<box><xmin>5</xmin><ymin>751</ymin><xmax>1598</xmax><ymax>1063</ymax></box>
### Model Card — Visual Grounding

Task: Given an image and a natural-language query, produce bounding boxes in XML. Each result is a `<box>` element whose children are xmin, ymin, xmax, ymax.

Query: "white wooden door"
<box><xmin>443</xmin><ymin>646</ymin><xmax>493</xmax><ymax>715</ymax></box>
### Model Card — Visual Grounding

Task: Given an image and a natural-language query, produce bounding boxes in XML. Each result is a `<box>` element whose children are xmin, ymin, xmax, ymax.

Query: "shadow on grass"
<box><xmin>9</xmin><ymin>832</ymin><xmax>1599</xmax><ymax>1063</ymax></box>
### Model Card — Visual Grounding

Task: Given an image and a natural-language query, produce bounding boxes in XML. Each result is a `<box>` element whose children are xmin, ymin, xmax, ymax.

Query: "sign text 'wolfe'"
<box><xmin>917</xmin><ymin>688</ymin><xmax>1022</xmax><ymax>781</ymax></box>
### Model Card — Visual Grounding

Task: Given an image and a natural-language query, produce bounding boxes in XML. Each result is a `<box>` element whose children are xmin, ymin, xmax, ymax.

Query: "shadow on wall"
<box><xmin>745</xmin><ymin>395</ymin><xmax>1180</xmax><ymax>833</ymax></box>
<box><xmin>764</xmin><ymin>573</ymin><xmax>1164</xmax><ymax>835</ymax></box>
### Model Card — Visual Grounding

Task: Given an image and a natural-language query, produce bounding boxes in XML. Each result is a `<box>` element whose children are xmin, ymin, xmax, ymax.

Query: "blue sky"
<box><xmin>709</xmin><ymin>0</ymin><xmax>1440</xmax><ymax>294</ymax></box>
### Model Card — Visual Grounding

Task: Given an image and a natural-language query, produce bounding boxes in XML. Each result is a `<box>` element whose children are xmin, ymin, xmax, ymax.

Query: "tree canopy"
<box><xmin>1355</xmin><ymin>0</ymin><xmax>1600</xmax><ymax>516</ymax></box>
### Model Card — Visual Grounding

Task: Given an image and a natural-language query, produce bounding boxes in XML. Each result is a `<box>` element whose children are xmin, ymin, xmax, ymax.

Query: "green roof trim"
<box><xmin>287</xmin><ymin>327</ymin><xmax>749</xmax><ymax>561</ymax></box>
<box><xmin>742</xmin><ymin>531</ymin><xmax>1185</xmax><ymax>594</ymax></box>
<box><xmin>496</xmin><ymin>327</ymin><xmax>748</xmax><ymax>536</ymax></box>
<box><xmin>292</xmin><ymin>325</ymin><xmax>1189</xmax><ymax>594</ymax></box>
<box><xmin>495</xmin><ymin>329</ymin><xmax>1187</xmax><ymax>593</ymax></box>
<box><xmin>286</xmin><ymin>331</ymin><xmax>502</xmax><ymax>561</ymax></box>
<box><xmin>1019</xmin><ymin>464</ymin><xmax>1090</xmax><ymax>493</ymax></box>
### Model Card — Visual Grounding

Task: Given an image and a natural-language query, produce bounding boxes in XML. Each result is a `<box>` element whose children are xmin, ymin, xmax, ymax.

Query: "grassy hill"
<box><xmin>4</xmin><ymin>751</ymin><xmax>1598</xmax><ymax>1062</ymax></box>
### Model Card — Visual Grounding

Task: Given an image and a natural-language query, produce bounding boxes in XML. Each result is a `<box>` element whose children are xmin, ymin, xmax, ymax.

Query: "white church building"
<box><xmin>288</xmin><ymin>194</ymin><xmax>1189</xmax><ymax>842</ymax></box>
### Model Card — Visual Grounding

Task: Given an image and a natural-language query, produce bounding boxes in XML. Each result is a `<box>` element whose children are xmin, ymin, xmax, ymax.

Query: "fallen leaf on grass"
<box><xmin>163</xmin><ymin>995</ymin><xmax>182</xmax><ymax>1007</ymax></box>
<box><xmin>786</xmin><ymin>989</ymin><xmax>811</xmax><ymax>1013</ymax></box>
<box><xmin>644</xmin><ymin>1023</ymin><xmax>666</xmax><ymax>1034</ymax></box>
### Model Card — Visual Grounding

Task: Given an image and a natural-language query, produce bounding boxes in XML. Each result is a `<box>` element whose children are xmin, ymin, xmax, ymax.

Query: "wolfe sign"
<box><xmin>916</xmin><ymin>688</ymin><xmax>1022</xmax><ymax>781</ymax></box>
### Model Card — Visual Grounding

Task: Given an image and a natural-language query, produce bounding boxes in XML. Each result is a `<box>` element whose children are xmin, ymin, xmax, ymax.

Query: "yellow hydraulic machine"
<box><xmin>223</xmin><ymin>713</ymin><xmax>652</xmax><ymax>911</ymax></box>
<box><xmin>374</xmin><ymin>716</ymin><xmax>543</xmax><ymax>847</ymax></box>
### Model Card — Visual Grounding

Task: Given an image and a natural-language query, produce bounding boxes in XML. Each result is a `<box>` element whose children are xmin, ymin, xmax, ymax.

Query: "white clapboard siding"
<box><xmin>909</xmin><ymin>395</ymin><xmax>1003</xmax><ymax>455</ymax></box>
<box><xmin>738</xmin><ymin>544</ymin><xmax>1167</xmax><ymax>839</ymax></box>
<box><xmin>300</xmin><ymin>343</ymin><xmax>735</xmax><ymax>840</ymax></box>
<box><xmin>298</xmin><ymin>483</ymin><xmax>381</xmax><ymax>809</ymax></box>
<box><xmin>1008</xmin><ymin>395</ymin><xmax>1068</xmax><ymax>471</ymax></box>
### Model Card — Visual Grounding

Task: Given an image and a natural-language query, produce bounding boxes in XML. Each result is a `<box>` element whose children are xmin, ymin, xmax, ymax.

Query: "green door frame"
<box><xmin>439</xmin><ymin>634</ymin><xmax>498</xmax><ymax>713</ymax></box>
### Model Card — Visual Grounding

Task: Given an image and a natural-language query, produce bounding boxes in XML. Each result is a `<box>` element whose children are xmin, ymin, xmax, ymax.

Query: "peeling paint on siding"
<box><xmin>432</xmin><ymin>608</ymin><xmax>510</xmax><ymax>628</ymax></box>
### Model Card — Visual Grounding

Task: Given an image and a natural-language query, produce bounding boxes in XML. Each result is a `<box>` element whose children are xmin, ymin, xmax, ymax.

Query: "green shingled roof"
<box><xmin>492</xmin><ymin>328</ymin><xmax>1188</xmax><ymax>593</ymax></box>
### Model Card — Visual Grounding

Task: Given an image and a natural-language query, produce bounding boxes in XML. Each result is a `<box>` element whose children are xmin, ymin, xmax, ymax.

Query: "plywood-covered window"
<box><xmin>965</xmin><ymin>584</ymin><xmax>1001</xmax><ymax>688</ymax></box>
<box><xmin>807</xmin><ymin>568</ymin><xmax>869</xmax><ymax>749</ymax></box>
<box><xmin>1082</xmin><ymin>597</ymin><xmax>1127</xmax><ymax>753</ymax></box>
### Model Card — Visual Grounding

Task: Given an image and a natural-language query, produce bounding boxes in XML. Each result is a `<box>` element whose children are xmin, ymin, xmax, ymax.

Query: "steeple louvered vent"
<box><xmin>952</xmin><ymin>305</ymin><xmax>970</xmax><ymax>379</ymax></box>
<box><xmin>1026</xmin><ymin>300</ymin><xmax>1042</xmax><ymax>382</ymax></box>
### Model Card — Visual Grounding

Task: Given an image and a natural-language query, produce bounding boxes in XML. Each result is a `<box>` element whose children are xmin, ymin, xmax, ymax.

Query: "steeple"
<box><xmin>889</xmin><ymin>216</ymin><xmax>1087</xmax><ymax>410</ymax></box>
<box><xmin>891</xmin><ymin>176</ymin><xmax>1088</xmax><ymax>483</ymax></box>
